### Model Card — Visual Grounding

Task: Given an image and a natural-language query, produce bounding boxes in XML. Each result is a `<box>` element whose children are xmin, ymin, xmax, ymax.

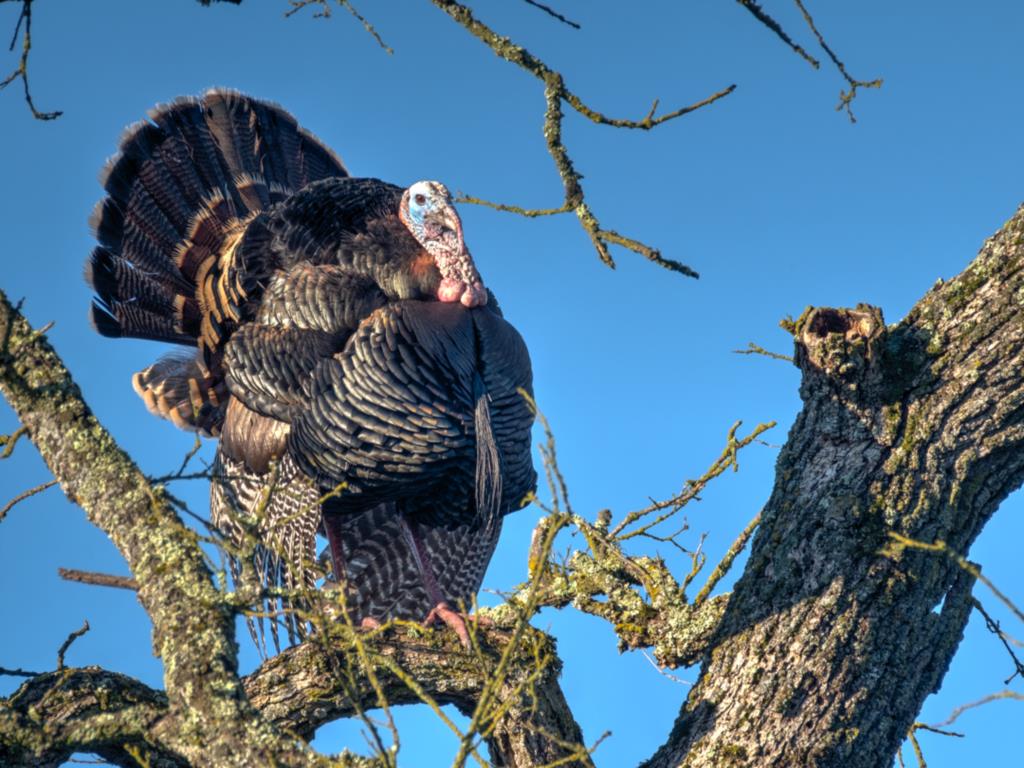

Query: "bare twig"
<box><xmin>733</xmin><ymin>0</ymin><xmax>820</xmax><ymax>68</ymax></box>
<box><xmin>286</xmin><ymin>0</ymin><xmax>392</xmax><ymax>53</ymax></box>
<box><xmin>56</xmin><ymin>620</ymin><xmax>90</xmax><ymax>671</ymax></box>
<box><xmin>1</xmin><ymin>0</ymin><xmax>61</xmax><ymax>120</ymax></box>
<box><xmin>285</xmin><ymin>0</ymin><xmax>332</xmax><ymax>18</ymax></box>
<box><xmin>59</xmin><ymin>568</ymin><xmax>139</xmax><ymax>591</ymax></box>
<box><xmin>337</xmin><ymin>0</ymin><xmax>392</xmax><ymax>53</ymax></box>
<box><xmin>0</xmin><ymin>477</ymin><xmax>56</xmax><ymax>522</ymax></box>
<box><xmin>885</xmin><ymin>534</ymin><xmax>1024</xmax><ymax>624</ymax></box>
<box><xmin>0</xmin><ymin>665</ymin><xmax>43</xmax><ymax>677</ymax></box>
<box><xmin>906</xmin><ymin>727</ymin><xmax>926</xmax><ymax>768</ymax></box>
<box><xmin>902</xmin><ymin>718</ymin><xmax>965</xmax><ymax>767</ymax></box>
<box><xmin>733</xmin><ymin>341</ymin><xmax>794</xmax><ymax>363</ymax></box>
<box><xmin>1</xmin><ymin>424</ymin><xmax>28</xmax><ymax>457</ymax></box>
<box><xmin>792</xmin><ymin>0</ymin><xmax>882</xmax><ymax>122</ymax></box>
<box><xmin>432</xmin><ymin>0</ymin><xmax>723</xmax><ymax>278</ymax></box>
<box><xmin>693</xmin><ymin>510</ymin><xmax>762</xmax><ymax>605</ymax></box>
<box><xmin>911</xmin><ymin>723</ymin><xmax>963</xmax><ymax>739</ymax></box>
<box><xmin>929</xmin><ymin>690</ymin><xmax>1024</xmax><ymax>729</ymax></box>
<box><xmin>640</xmin><ymin>650</ymin><xmax>692</xmax><ymax>686</ymax></box>
<box><xmin>521</xmin><ymin>0</ymin><xmax>580</xmax><ymax>30</ymax></box>
<box><xmin>611</xmin><ymin>420</ymin><xmax>775</xmax><ymax>539</ymax></box>
<box><xmin>971</xmin><ymin>597</ymin><xmax>1024</xmax><ymax>684</ymax></box>
<box><xmin>173</xmin><ymin>433</ymin><xmax>204</xmax><ymax>477</ymax></box>
<box><xmin>734</xmin><ymin>0</ymin><xmax>881</xmax><ymax>121</ymax></box>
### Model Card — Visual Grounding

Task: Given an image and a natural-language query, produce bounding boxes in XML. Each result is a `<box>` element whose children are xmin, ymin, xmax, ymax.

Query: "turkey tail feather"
<box><xmin>88</xmin><ymin>89</ymin><xmax>348</xmax><ymax>432</ymax></box>
<box><xmin>473</xmin><ymin>373</ymin><xmax>502</xmax><ymax>530</ymax></box>
<box><xmin>87</xmin><ymin>88</ymin><xmax>348</xmax><ymax>348</ymax></box>
<box><xmin>132</xmin><ymin>354</ymin><xmax>227</xmax><ymax>436</ymax></box>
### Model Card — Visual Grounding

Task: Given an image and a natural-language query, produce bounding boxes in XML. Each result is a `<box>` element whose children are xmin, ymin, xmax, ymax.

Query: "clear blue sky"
<box><xmin>1</xmin><ymin>2</ymin><xmax>1022</xmax><ymax>765</ymax></box>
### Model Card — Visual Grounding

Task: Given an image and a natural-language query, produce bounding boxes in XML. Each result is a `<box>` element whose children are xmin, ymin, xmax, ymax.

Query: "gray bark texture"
<box><xmin>646</xmin><ymin>206</ymin><xmax>1024</xmax><ymax>766</ymax></box>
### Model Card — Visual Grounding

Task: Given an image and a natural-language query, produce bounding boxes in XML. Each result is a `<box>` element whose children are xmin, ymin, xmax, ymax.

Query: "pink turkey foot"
<box><xmin>424</xmin><ymin>601</ymin><xmax>488</xmax><ymax>649</ymax></box>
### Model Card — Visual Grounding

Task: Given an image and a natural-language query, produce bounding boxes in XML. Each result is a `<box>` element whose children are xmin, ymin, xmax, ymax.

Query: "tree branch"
<box><xmin>0</xmin><ymin>667</ymin><xmax>181</xmax><ymax>768</ymax></box>
<box><xmin>646</xmin><ymin>205</ymin><xmax>1024</xmax><ymax>766</ymax></box>
<box><xmin>521</xmin><ymin>0</ymin><xmax>580</xmax><ymax>31</ymax></box>
<box><xmin>58</xmin><ymin>568</ymin><xmax>139</xmax><ymax>591</ymax></box>
<box><xmin>0</xmin><ymin>289</ymin><xmax>323</xmax><ymax>767</ymax></box>
<box><xmin>431</xmin><ymin>0</ymin><xmax>722</xmax><ymax>278</ymax></box>
<box><xmin>2</xmin><ymin>623</ymin><xmax>590</xmax><ymax>768</ymax></box>
<box><xmin>733</xmin><ymin>0</ymin><xmax>820</xmax><ymax>68</ymax></box>
<box><xmin>0</xmin><ymin>0</ymin><xmax>61</xmax><ymax>120</ymax></box>
<box><xmin>792</xmin><ymin>0</ymin><xmax>882</xmax><ymax>122</ymax></box>
<box><xmin>734</xmin><ymin>0</ymin><xmax>881</xmax><ymax>121</ymax></box>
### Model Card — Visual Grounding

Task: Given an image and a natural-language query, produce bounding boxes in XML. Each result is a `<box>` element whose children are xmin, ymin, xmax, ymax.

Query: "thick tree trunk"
<box><xmin>648</xmin><ymin>206</ymin><xmax>1024</xmax><ymax>767</ymax></box>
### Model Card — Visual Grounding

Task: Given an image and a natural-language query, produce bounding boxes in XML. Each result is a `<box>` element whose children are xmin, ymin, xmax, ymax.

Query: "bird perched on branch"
<box><xmin>85</xmin><ymin>89</ymin><xmax>536</xmax><ymax>649</ymax></box>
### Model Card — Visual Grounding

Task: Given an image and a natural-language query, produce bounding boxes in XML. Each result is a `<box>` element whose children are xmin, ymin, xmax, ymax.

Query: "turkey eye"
<box><xmin>414</xmin><ymin>194</ymin><xmax>427</xmax><ymax>206</ymax></box>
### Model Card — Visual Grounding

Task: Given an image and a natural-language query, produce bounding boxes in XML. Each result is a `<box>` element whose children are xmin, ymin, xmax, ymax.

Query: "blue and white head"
<box><xmin>399</xmin><ymin>180</ymin><xmax>487</xmax><ymax>307</ymax></box>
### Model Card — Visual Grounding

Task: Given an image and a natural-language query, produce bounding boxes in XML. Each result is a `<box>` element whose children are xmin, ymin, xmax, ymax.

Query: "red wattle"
<box><xmin>460</xmin><ymin>282</ymin><xmax>487</xmax><ymax>308</ymax></box>
<box><xmin>438</xmin><ymin>278</ymin><xmax>463</xmax><ymax>302</ymax></box>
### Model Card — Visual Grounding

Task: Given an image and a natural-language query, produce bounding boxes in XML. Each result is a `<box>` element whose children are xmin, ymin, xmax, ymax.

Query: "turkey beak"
<box><xmin>423</xmin><ymin>207</ymin><xmax>465</xmax><ymax>255</ymax></box>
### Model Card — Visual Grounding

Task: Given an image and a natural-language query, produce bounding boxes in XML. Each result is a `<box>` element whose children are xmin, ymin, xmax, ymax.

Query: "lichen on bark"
<box><xmin>645</xmin><ymin>206</ymin><xmax>1024</xmax><ymax>768</ymax></box>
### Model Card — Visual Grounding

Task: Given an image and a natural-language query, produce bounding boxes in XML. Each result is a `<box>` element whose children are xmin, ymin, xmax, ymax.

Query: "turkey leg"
<box><xmin>321</xmin><ymin>511</ymin><xmax>381</xmax><ymax>630</ymax></box>
<box><xmin>398</xmin><ymin>515</ymin><xmax>475</xmax><ymax>648</ymax></box>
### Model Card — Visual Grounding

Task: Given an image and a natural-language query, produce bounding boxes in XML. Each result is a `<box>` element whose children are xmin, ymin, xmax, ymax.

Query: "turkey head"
<box><xmin>399</xmin><ymin>180</ymin><xmax>487</xmax><ymax>308</ymax></box>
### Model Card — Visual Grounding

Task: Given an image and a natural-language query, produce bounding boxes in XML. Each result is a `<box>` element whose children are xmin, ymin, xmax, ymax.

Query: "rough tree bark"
<box><xmin>1</xmin><ymin>626</ymin><xmax>584</xmax><ymax>768</ymax></box>
<box><xmin>646</xmin><ymin>207</ymin><xmax>1024</xmax><ymax>767</ymax></box>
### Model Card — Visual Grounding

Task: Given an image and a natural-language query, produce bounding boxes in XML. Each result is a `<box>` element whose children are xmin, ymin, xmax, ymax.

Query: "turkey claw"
<box><xmin>424</xmin><ymin>601</ymin><xmax>476</xmax><ymax>649</ymax></box>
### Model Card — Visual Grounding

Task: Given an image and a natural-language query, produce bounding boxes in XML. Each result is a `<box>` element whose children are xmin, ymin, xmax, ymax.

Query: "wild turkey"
<box><xmin>85</xmin><ymin>89</ymin><xmax>536</xmax><ymax>649</ymax></box>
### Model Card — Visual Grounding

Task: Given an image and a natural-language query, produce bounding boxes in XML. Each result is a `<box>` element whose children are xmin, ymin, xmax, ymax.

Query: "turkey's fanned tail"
<box><xmin>86</xmin><ymin>89</ymin><xmax>348</xmax><ymax>434</ymax></box>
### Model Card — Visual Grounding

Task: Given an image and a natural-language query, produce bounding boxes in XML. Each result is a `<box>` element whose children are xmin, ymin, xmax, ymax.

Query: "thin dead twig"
<box><xmin>792</xmin><ymin>0</ymin><xmax>882</xmax><ymax>122</ymax></box>
<box><xmin>734</xmin><ymin>341</ymin><xmax>794</xmax><ymax>363</ymax></box>
<box><xmin>971</xmin><ymin>597</ymin><xmax>1024</xmax><ymax>684</ymax></box>
<box><xmin>59</xmin><ymin>568</ymin><xmax>139</xmax><ymax>591</ymax></box>
<box><xmin>56</xmin><ymin>620</ymin><xmax>90</xmax><ymax>671</ymax></box>
<box><xmin>0</xmin><ymin>665</ymin><xmax>43</xmax><ymax>677</ymax></box>
<box><xmin>1</xmin><ymin>0</ymin><xmax>61</xmax><ymax>120</ymax></box>
<box><xmin>286</xmin><ymin>0</ymin><xmax>392</xmax><ymax>53</ymax></box>
<box><xmin>1</xmin><ymin>424</ymin><xmax>28</xmax><ymax>457</ymax></box>
<box><xmin>611</xmin><ymin>420</ymin><xmax>775</xmax><ymax>539</ymax></box>
<box><xmin>734</xmin><ymin>0</ymin><xmax>820</xmax><ymax>68</ymax></box>
<box><xmin>929</xmin><ymin>690</ymin><xmax>1024</xmax><ymax>729</ymax></box>
<box><xmin>906</xmin><ymin>728</ymin><xmax>926</xmax><ymax>768</ymax></box>
<box><xmin>885</xmin><ymin>534</ymin><xmax>1024</xmax><ymax>624</ymax></box>
<box><xmin>641</xmin><ymin>650</ymin><xmax>692</xmax><ymax>686</ymax></box>
<box><xmin>433</xmin><ymin>0</ymin><xmax>723</xmax><ymax>278</ymax></box>
<box><xmin>522</xmin><ymin>0</ymin><xmax>580</xmax><ymax>30</ymax></box>
<box><xmin>693</xmin><ymin>510</ymin><xmax>761</xmax><ymax>605</ymax></box>
<box><xmin>0</xmin><ymin>478</ymin><xmax>56</xmax><ymax>522</ymax></box>
<box><xmin>911</xmin><ymin>722</ymin><xmax>963</xmax><ymax>739</ymax></box>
